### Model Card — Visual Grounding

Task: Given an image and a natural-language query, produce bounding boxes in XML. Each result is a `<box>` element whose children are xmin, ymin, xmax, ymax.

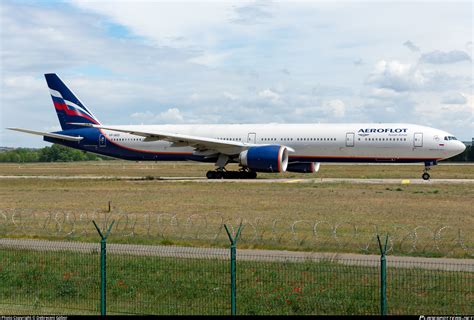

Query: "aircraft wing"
<box><xmin>7</xmin><ymin>128</ymin><xmax>83</xmax><ymax>142</ymax></box>
<box><xmin>71</xmin><ymin>123</ymin><xmax>262</xmax><ymax>156</ymax></box>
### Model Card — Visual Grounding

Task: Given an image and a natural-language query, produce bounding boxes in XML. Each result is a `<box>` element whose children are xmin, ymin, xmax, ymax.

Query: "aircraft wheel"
<box><xmin>228</xmin><ymin>171</ymin><xmax>240</xmax><ymax>179</ymax></box>
<box><xmin>238</xmin><ymin>171</ymin><xmax>249</xmax><ymax>179</ymax></box>
<box><xmin>247</xmin><ymin>171</ymin><xmax>257</xmax><ymax>179</ymax></box>
<box><xmin>206</xmin><ymin>171</ymin><xmax>216</xmax><ymax>179</ymax></box>
<box><xmin>422</xmin><ymin>172</ymin><xmax>430</xmax><ymax>181</ymax></box>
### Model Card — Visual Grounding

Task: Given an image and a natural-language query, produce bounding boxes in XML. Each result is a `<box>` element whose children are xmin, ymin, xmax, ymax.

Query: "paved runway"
<box><xmin>1</xmin><ymin>175</ymin><xmax>474</xmax><ymax>184</ymax></box>
<box><xmin>1</xmin><ymin>238</ymin><xmax>472</xmax><ymax>272</ymax></box>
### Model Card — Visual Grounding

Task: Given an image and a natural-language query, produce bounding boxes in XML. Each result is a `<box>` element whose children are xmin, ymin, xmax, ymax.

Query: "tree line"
<box><xmin>0</xmin><ymin>144</ymin><xmax>114</xmax><ymax>162</ymax></box>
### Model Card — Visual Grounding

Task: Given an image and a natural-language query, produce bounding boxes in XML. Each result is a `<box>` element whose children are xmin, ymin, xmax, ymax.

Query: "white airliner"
<box><xmin>9</xmin><ymin>74</ymin><xmax>466</xmax><ymax>180</ymax></box>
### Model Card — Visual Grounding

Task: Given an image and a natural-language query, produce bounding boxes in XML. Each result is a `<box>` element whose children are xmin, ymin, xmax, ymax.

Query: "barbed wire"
<box><xmin>0</xmin><ymin>208</ymin><xmax>472</xmax><ymax>257</ymax></box>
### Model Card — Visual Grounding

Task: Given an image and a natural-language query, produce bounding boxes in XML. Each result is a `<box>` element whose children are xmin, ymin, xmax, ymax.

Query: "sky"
<box><xmin>0</xmin><ymin>0</ymin><xmax>473</xmax><ymax>147</ymax></box>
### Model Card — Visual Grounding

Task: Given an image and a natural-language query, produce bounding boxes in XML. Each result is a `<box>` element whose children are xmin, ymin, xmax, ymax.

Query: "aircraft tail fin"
<box><xmin>45</xmin><ymin>73</ymin><xmax>101</xmax><ymax>130</ymax></box>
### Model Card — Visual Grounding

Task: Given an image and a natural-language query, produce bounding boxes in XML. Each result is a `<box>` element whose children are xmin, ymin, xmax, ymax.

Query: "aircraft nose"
<box><xmin>454</xmin><ymin>141</ymin><xmax>466</xmax><ymax>154</ymax></box>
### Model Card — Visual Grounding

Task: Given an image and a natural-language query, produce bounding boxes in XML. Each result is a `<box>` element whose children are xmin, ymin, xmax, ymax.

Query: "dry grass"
<box><xmin>1</xmin><ymin>161</ymin><xmax>473</xmax><ymax>257</ymax></box>
<box><xmin>1</xmin><ymin>178</ymin><xmax>472</xmax><ymax>227</ymax></box>
<box><xmin>1</xmin><ymin>161</ymin><xmax>474</xmax><ymax>179</ymax></box>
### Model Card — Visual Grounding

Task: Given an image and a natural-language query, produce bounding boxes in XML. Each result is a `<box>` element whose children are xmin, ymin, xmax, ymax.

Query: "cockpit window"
<box><xmin>444</xmin><ymin>136</ymin><xmax>457</xmax><ymax>141</ymax></box>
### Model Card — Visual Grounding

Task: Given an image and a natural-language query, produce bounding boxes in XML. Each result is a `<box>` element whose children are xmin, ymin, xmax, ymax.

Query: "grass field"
<box><xmin>0</xmin><ymin>162</ymin><xmax>473</xmax><ymax>257</ymax></box>
<box><xmin>0</xmin><ymin>247</ymin><xmax>471</xmax><ymax>315</ymax></box>
<box><xmin>1</xmin><ymin>160</ymin><xmax>474</xmax><ymax>179</ymax></box>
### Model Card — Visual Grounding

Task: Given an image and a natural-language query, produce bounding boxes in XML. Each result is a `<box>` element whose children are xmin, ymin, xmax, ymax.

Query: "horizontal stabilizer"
<box><xmin>7</xmin><ymin>128</ymin><xmax>83</xmax><ymax>142</ymax></box>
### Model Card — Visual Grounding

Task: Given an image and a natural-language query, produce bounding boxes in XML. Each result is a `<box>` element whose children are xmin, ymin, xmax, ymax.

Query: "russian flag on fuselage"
<box><xmin>45</xmin><ymin>73</ymin><xmax>100</xmax><ymax>130</ymax></box>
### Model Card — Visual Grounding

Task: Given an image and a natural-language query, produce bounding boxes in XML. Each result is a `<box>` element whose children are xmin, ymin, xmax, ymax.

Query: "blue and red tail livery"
<box><xmin>45</xmin><ymin>73</ymin><xmax>100</xmax><ymax>130</ymax></box>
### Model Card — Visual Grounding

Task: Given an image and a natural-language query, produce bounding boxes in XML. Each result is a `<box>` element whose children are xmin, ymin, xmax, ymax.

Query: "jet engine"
<box><xmin>239</xmin><ymin>145</ymin><xmax>289</xmax><ymax>172</ymax></box>
<box><xmin>286</xmin><ymin>162</ymin><xmax>320</xmax><ymax>173</ymax></box>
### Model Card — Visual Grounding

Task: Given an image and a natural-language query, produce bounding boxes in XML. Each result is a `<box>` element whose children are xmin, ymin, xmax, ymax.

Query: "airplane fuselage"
<box><xmin>11</xmin><ymin>74</ymin><xmax>466</xmax><ymax>180</ymax></box>
<box><xmin>46</xmin><ymin>123</ymin><xmax>465</xmax><ymax>165</ymax></box>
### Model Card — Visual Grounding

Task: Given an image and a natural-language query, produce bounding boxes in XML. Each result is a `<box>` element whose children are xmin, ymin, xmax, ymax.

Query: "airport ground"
<box><xmin>0</xmin><ymin>161</ymin><xmax>472</xmax><ymax>315</ymax></box>
<box><xmin>1</xmin><ymin>160</ymin><xmax>474</xmax><ymax>178</ymax></box>
<box><xmin>0</xmin><ymin>161</ymin><xmax>472</xmax><ymax>257</ymax></box>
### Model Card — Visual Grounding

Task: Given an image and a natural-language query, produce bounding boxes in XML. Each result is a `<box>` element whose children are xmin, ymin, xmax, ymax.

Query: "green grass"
<box><xmin>0</xmin><ymin>247</ymin><xmax>471</xmax><ymax>315</ymax></box>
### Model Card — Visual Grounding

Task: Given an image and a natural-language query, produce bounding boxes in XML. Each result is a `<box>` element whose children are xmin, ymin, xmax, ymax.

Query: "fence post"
<box><xmin>377</xmin><ymin>234</ymin><xmax>389</xmax><ymax>316</ymax></box>
<box><xmin>224</xmin><ymin>223</ymin><xmax>243</xmax><ymax>316</ymax></box>
<box><xmin>93</xmin><ymin>220</ymin><xmax>115</xmax><ymax>316</ymax></box>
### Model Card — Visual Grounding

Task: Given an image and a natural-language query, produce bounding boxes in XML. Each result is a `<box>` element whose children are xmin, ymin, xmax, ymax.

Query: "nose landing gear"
<box><xmin>422</xmin><ymin>170</ymin><xmax>430</xmax><ymax>181</ymax></box>
<box><xmin>421</xmin><ymin>160</ymin><xmax>437</xmax><ymax>180</ymax></box>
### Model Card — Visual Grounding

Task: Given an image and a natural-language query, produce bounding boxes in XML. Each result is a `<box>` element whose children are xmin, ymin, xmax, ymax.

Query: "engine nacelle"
<box><xmin>287</xmin><ymin>162</ymin><xmax>320</xmax><ymax>173</ymax></box>
<box><xmin>239</xmin><ymin>145</ymin><xmax>289</xmax><ymax>173</ymax></box>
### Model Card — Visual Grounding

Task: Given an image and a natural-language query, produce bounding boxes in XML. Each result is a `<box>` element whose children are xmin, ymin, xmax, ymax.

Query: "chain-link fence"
<box><xmin>0</xmin><ymin>226</ymin><xmax>472</xmax><ymax>315</ymax></box>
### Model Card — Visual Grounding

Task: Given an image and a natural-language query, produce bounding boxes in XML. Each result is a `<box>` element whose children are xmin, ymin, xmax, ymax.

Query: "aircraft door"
<box><xmin>414</xmin><ymin>132</ymin><xmax>423</xmax><ymax>147</ymax></box>
<box><xmin>248</xmin><ymin>133</ymin><xmax>256</xmax><ymax>144</ymax></box>
<box><xmin>99</xmin><ymin>134</ymin><xmax>107</xmax><ymax>147</ymax></box>
<box><xmin>345</xmin><ymin>132</ymin><xmax>355</xmax><ymax>147</ymax></box>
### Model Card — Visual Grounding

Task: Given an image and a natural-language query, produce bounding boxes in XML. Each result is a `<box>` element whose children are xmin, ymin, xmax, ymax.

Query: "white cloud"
<box><xmin>367</xmin><ymin>88</ymin><xmax>401</xmax><ymax>99</ymax></box>
<box><xmin>223</xmin><ymin>92</ymin><xmax>239</xmax><ymax>101</ymax></box>
<box><xmin>1</xmin><ymin>1</ymin><xmax>473</xmax><ymax>146</ymax></box>
<box><xmin>325</xmin><ymin>99</ymin><xmax>345</xmax><ymax>118</ymax></box>
<box><xmin>292</xmin><ymin>99</ymin><xmax>346</xmax><ymax>119</ymax></box>
<box><xmin>367</xmin><ymin>60</ymin><xmax>426</xmax><ymax>92</ymax></box>
<box><xmin>366</xmin><ymin>60</ymin><xmax>468</xmax><ymax>93</ymax></box>
<box><xmin>68</xmin><ymin>1</ymin><xmax>236</xmax><ymax>48</ymax></box>
<box><xmin>441</xmin><ymin>93</ymin><xmax>467</xmax><ymax>105</ymax></box>
<box><xmin>420</xmin><ymin>50</ymin><xmax>471</xmax><ymax>64</ymax></box>
<box><xmin>159</xmin><ymin>108</ymin><xmax>184</xmax><ymax>122</ymax></box>
<box><xmin>258</xmin><ymin>89</ymin><xmax>281</xmax><ymax>104</ymax></box>
<box><xmin>188</xmin><ymin>52</ymin><xmax>231</xmax><ymax>68</ymax></box>
<box><xmin>131</xmin><ymin>111</ymin><xmax>155</xmax><ymax>120</ymax></box>
<box><xmin>231</xmin><ymin>0</ymin><xmax>273</xmax><ymax>25</ymax></box>
<box><xmin>130</xmin><ymin>108</ymin><xmax>184</xmax><ymax>124</ymax></box>
<box><xmin>466</xmin><ymin>41</ymin><xmax>473</xmax><ymax>51</ymax></box>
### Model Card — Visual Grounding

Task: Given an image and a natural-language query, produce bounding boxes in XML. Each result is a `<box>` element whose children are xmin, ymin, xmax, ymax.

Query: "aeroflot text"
<box><xmin>358</xmin><ymin>128</ymin><xmax>408</xmax><ymax>134</ymax></box>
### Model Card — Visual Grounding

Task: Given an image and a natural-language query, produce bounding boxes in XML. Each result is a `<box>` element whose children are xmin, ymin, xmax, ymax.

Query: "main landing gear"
<box><xmin>207</xmin><ymin>154</ymin><xmax>258</xmax><ymax>179</ymax></box>
<box><xmin>206</xmin><ymin>169</ymin><xmax>257</xmax><ymax>180</ymax></box>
